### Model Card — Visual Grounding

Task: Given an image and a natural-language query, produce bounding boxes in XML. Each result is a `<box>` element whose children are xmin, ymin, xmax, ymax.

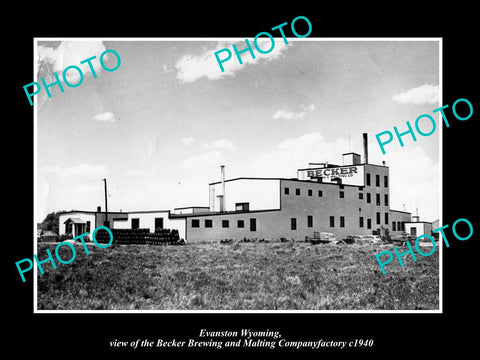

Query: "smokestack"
<box><xmin>363</xmin><ymin>133</ymin><xmax>368</xmax><ymax>164</ymax></box>
<box><xmin>221</xmin><ymin>165</ymin><xmax>226</xmax><ymax>212</ymax></box>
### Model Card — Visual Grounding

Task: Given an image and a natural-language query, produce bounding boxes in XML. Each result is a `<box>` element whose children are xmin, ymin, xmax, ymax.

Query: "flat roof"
<box><xmin>170</xmin><ymin>208</ymin><xmax>280</xmax><ymax>218</ymax></box>
<box><xmin>405</xmin><ymin>221</ymin><xmax>433</xmax><ymax>225</ymax></box>
<box><xmin>390</xmin><ymin>209</ymin><xmax>412</xmax><ymax>215</ymax></box>
<box><xmin>174</xmin><ymin>206</ymin><xmax>209</xmax><ymax>210</ymax></box>
<box><xmin>60</xmin><ymin>210</ymin><xmax>125</xmax><ymax>215</ymax></box>
<box><xmin>209</xmin><ymin>176</ymin><xmax>364</xmax><ymax>188</ymax></box>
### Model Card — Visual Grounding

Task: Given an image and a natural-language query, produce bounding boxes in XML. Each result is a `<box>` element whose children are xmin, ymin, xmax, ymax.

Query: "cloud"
<box><xmin>273</xmin><ymin>110</ymin><xmax>306</xmax><ymax>120</ymax></box>
<box><xmin>392</xmin><ymin>84</ymin><xmax>439</xmax><ymax>104</ymax></box>
<box><xmin>175</xmin><ymin>40</ymin><xmax>289</xmax><ymax>83</ymax></box>
<box><xmin>38</xmin><ymin>41</ymin><xmax>107</xmax><ymax>83</ymax></box>
<box><xmin>92</xmin><ymin>112</ymin><xmax>117</xmax><ymax>122</ymax></box>
<box><xmin>272</xmin><ymin>103</ymin><xmax>316</xmax><ymax>120</ymax></box>
<box><xmin>203</xmin><ymin>139</ymin><xmax>236</xmax><ymax>151</ymax></box>
<box><xmin>182</xmin><ymin>151</ymin><xmax>223</xmax><ymax>170</ymax></box>
<box><xmin>181</xmin><ymin>137</ymin><xmax>196</xmax><ymax>145</ymax></box>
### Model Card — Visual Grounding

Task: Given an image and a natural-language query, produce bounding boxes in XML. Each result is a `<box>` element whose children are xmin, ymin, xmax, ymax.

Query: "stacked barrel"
<box><xmin>145</xmin><ymin>228</ymin><xmax>180</xmax><ymax>245</ymax></box>
<box><xmin>94</xmin><ymin>228</ymin><xmax>182</xmax><ymax>245</ymax></box>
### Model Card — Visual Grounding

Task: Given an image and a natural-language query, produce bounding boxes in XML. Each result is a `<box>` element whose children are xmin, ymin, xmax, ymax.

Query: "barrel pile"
<box><xmin>94</xmin><ymin>228</ymin><xmax>183</xmax><ymax>245</ymax></box>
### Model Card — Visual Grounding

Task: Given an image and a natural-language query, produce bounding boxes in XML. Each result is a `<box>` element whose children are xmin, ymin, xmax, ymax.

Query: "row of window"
<box><xmin>392</xmin><ymin>221</ymin><xmax>406</xmax><ymax>231</ymax></box>
<box><xmin>291</xmin><ymin>213</ymin><xmax>390</xmax><ymax>230</ymax></box>
<box><xmin>190</xmin><ymin>214</ymin><xmax>395</xmax><ymax>232</ymax></box>
<box><xmin>131</xmin><ymin>217</ymin><xmax>164</xmax><ymax>229</ymax></box>
<box><xmin>191</xmin><ymin>218</ymin><xmax>257</xmax><ymax>231</ymax></box>
<box><xmin>366</xmin><ymin>174</ymin><xmax>388</xmax><ymax>187</ymax></box>
<box><xmin>285</xmin><ymin>187</ymin><xmax>389</xmax><ymax>206</ymax></box>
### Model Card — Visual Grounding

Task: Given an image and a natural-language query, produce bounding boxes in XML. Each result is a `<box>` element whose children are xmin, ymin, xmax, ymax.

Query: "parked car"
<box><xmin>307</xmin><ymin>231</ymin><xmax>337</xmax><ymax>244</ymax></box>
<box><xmin>350</xmin><ymin>235</ymin><xmax>367</xmax><ymax>244</ymax></box>
<box><xmin>363</xmin><ymin>235</ymin><xmax>383</xmax><ymax>244</ymax></box>
<box><xmin>342</xmin><ymin>235</ymin><xmax>356</xmax><ymax>244</ymax></box>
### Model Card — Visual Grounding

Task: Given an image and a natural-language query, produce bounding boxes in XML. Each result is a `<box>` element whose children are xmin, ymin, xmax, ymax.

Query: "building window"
<box><xmin>384</xmin><ymin>175</ymin><xmax>389</xmax><ymax>187</ymax></box>
<box><xmin>359</xmin><ymin>186</ymin><xmax>364</xmax><ymax>191</ymax></box>
<box><xmin>307</xmin><ymin>215</ymin><xmax>313</xmax><ymax>228</ymax></box>
<box><xmin>384</xmin><ymin>194</ymin><xmax>389</xmax><ymax>206</ymax></box>
<box><xmin>359</xmin><ymin>193</ymin><xmax>364</xmax><ymax>200</ymax></box>
<box><xmin>318</xmin><ymin>190</ymin><xmax>323</xmax><ymax>197</ymax></box>
<box><xmin>222</xmin><ymin>220</ymin><xmax>229</xmax><ymax>228</ymax></box>
<box><xmin>285</xmin><ymin>187</ymin><xmax>290</xmax><ymax>195</ymax></box>
<box><xmin>393</xmin><ymin>221</ymin><xmax>397</xmax><ymax>231</ymax></box>
<box><xmin>205</xmin><ymin>219</ymin><xmax>213</xmax><ymax>228</ymax></box>
<box><xmin>339</xmin><ymin>191</ymin><xmax>344</xmax><ymax>198</ymax></box>
<box><xmin>340</xmin><ymin>216</ymin><xmax>345</xmax><ymax>228</ymax></box>
<box><xmin>401</xmin><ymin>222</ymin><xmax>405</xmax><ymax>231</ymax></box>
<box><xmin>291</xmin><ymin>218</ymin><xmax>297</xmax><ymax>230</ymax></box>
<box><xmin>376</xmin><ymin>174</ymin><xmax>380</xmax><ymax>187</ymax></box>
<box><xmin>376</xmin><ymin>212</ymin><xmax>381</xmax><ymax>224</ymax></box>
<box><xmin>366</xmin><ymin>173</ymin><xmax>371</xmax><ymax>186</ymax></box>
<box><xmin>86</xmin><ymin>221</ymin><xmax>91</xmax><ymax>233</ymax></box>
<box><xmin>376</xmin><ymin>193</ymin><xmax>380</xmax><ymax>206</ymax></box>
<box><xmin>367</xmin><ymin>219</ymin><xmax>372</xmax><ymax>229</ymax></box>
<box><xmin>132</xmin><ymin>218</ymin><xmax>140</xmax><ymax>229</ymax></box>
<box><xmin>250</xmin><ymin>218</ymin><xmax>257</xmax><ymax>232</ymax></box>
<box><xmin>155</xmin><ymin>217</ymin><xmax>164</xmax><ymax>230</ymax></box>
<box><xmin>308</xmin><ymin>189</ymin><xmax>313</xmax><ymax>196</ymax></box>
<box><xmin>385</xmin><ymin>212</ymin><xmax>389</xmax><ymax>224</ymax></box>
<box><xmin>191</xmin><ymin>219</ymin><xmax>200</xmax><ymax>228</ymax></box>
<box><xmin>235</xmin><ymin>202</ymin><xmax>249</xmax><ymax>211</ymax></box>
<box><xmin>330</xmin><ymin>216</ymin><xmax>335</xmax><ymax>227</ymax></box>
<box><xmin>339</xmin><ymin>185</ymin><xmax>345</xmax><ymax>189</ymax></box>
<box><xmin>296</xmin><ymin>188</ymin><xmax>301</xmax><ymax>195</ymax></box>
<box><xmin>66</xmin><ymin>222</ymin><xmax>72</xmax><ymax>234</ymax></box>
<box><xmin>367</xmin><ymin>193</ymin><xmax>371</xmax><ymax>203</ymax></box>
<box><xmin>359</xmin><ymin>217</ymin><xmax>364</xmax><ymax>228</ymax></box>
<box><xmin>237</xmin><ymin>220</ymin><xmax>245</xmax><ymax>228</ymax></box>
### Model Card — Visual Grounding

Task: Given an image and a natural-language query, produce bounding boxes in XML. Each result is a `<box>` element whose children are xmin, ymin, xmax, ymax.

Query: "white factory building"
<box><xmin>58</xmin><ymin>134</ymin><xmax>434</xmax><ymax>243</ymax></box>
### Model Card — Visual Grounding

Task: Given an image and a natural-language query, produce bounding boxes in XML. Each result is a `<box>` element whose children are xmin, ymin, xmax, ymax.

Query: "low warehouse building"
<box><xmin>57</xmin><ymin>134</ymin><xmax>421</xmax><ymax>243</ymax></box>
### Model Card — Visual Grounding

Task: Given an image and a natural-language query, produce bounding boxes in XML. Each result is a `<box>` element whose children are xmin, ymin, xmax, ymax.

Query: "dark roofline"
<box><xmin>174</xmin><ymin>206</ymin><xmax>210</xmax><ymax>210</ymax></box>
<box><xmin>59</xmin><ymin>210</ymin><xmax>125</xmax><ymax>215</ymax></box>
<box><xmin>209</xmin><ymin>177</ymin><xmax>283</xmax><ymax>185</ymax></box>
<box><xmin>209</xmin><ymin>177</ymin><xmax>367</xmax><ymax>188</ymax></box>
<box><xmin>59</xmin><ymin>210</ymin><xmax>170</xmax><ymax>215</ymax></box>
<box><xmin>390</xmin><ymin>209</ymin><xmax>412</xmax><ymax>215</ymax></box>
<box><xmin>126</xmin><ymin>210</ymin><xmax>171</xmax><ymax>214</ymax></box>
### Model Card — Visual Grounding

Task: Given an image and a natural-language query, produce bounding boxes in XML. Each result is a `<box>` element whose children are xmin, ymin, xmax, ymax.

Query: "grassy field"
<box><xmin>36</xmin><ymin>241</ymin><xmax>439</xmax><ymax>311</ymax></box>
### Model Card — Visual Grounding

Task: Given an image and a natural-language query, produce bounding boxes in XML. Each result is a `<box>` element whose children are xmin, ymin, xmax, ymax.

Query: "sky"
<box><xmin>35</xmin><ymin>38</ymin><xmax>441</xmax><ymax>223</ymax></box>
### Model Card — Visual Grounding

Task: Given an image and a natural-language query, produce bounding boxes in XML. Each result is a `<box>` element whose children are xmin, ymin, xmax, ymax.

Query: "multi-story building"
<box><xmin>58</xmin><ymin>134</ymin><xmax>414</xmax><ymax>242</ymax></box>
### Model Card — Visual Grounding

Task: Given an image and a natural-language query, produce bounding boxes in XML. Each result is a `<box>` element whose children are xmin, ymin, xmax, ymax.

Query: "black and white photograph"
<box><xmin>7</xmin><ymin>7</ymin><xmax>478</xmax><ymax>357</ymax></box>
<box><xmin>33</xmin><ymin>38</ymin><xmax>441</xmax><ymax>312</ymax></box>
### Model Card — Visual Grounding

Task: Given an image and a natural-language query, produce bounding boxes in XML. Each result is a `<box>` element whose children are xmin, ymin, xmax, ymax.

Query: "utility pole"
<box><xmin>102</xmin><ymin>178</ymin><xmax>108</xmax><ymax>227</ymax></box>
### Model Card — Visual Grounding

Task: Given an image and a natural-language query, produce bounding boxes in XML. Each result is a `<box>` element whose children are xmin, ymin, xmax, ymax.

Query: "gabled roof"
<box><xmin>63</xmin><ymin>217</ymin><xmax>86</xmax><ymax>224</ymax></box>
